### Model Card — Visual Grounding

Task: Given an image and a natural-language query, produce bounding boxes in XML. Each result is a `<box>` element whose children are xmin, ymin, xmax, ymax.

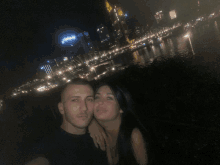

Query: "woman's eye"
<box><xmin>87</xmin><ymin>98</ymin><xmax>94</xmax><ymax>102</ymax></box>
<box><xmin>107</xmin><ymin>97</ymin><xmax>113</xmax><ymax>100</ymax></box>
<box><xmin>95</xmin><ymin>96</ymin><xmax>99</xmax><ymax>100</ymax></box>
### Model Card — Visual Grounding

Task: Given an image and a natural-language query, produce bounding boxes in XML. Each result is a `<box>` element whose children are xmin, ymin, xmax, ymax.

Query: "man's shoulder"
<box><xmin>31</xmin><ymin>129</ymin><xmax>64</xmax><ymax>152</ymax></box>
<box><xmin>29</xmin><ymin>130</ymin><xmax>108</xmax><ymax>165</ymax></box>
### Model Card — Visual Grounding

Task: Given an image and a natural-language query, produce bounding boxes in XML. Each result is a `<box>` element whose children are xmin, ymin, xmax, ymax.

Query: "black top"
<box><xmin>30</xmin><ymin>128</ymin><xmax>108</xmax><ymax>165</ymax></box>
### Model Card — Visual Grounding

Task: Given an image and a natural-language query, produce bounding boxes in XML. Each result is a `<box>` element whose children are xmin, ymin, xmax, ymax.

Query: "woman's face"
<box><xmin>94</xmin><ymin>85</ymin><xmax>123</xmax><ymax>121</ymax></box>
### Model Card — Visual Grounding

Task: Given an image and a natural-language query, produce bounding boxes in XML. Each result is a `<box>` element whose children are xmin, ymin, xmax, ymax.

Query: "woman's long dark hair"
<box><xmin>95</xmin><ymin>82</ymin><xmax>156</xmax><ymax>165</ymax></box>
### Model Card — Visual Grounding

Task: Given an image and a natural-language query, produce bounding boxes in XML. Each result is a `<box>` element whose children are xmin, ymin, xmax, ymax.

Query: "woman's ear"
<box><xmin>58</xmin><ymin>102</ymin><xmax>64</xmax><ymax>115</ymax></box>
<box><xmin>119</xmin><ymin>109</ymin><xmax>123</xmax><ymax>113</ymax></box>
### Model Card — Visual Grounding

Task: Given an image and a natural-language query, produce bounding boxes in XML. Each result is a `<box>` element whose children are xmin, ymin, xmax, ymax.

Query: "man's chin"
<box><xmin>77</xmin><ymin>119</ymin><xmax>92</xmax><ymax>128</ymax></box>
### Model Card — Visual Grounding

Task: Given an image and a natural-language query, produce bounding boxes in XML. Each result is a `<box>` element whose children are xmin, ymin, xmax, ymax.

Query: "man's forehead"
<box><xmin>65</xmin><ymin>84</ymin><xmax>94</xmax><ymax>96</ymax></box>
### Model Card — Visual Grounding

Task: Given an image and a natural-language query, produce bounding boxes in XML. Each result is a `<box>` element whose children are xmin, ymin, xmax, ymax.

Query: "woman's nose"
<box><xmin>97</xmin><ymin>99</ymin><xmax>104</xmax><ymax>104</ymax></box>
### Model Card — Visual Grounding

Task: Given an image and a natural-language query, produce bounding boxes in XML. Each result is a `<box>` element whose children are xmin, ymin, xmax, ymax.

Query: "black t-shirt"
<box><xmin>30</xmin><ymin>128</ymin><xmax>108</xmax><ymax>165</ymax></box>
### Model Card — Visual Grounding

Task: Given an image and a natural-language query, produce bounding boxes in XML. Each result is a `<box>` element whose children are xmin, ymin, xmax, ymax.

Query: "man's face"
<box><xmin>58</xmin><ymin>84</ymin><xmax>94</xmax><ymax>130</ymax></box>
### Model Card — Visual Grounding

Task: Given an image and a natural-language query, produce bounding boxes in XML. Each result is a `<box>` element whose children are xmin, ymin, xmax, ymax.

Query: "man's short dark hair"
<box><xmin>60</xmin><ymin>78</ymin><xmax>93</xmax><ymax>102</ymax></box>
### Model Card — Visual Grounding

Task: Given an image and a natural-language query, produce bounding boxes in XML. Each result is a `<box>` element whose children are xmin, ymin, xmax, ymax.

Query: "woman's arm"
<box><xmin>88</xmin><ymin>118</ymin><xmax>107</xmax><ymax>151</ymax></box>
<box><xmin>25</xmin><ymin>157</ymin><xmax>49</xmax><ymax>165</ymax></box>
<box><xmin>131</xmin><ymin>128</ymin><xmax>148</xmax><ymax>165</ymax></box>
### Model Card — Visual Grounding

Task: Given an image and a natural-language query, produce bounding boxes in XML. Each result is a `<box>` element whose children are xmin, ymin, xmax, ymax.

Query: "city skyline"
<box><xmin>0</xmin><ymin>0</ymin><xmax>219</xmax><ymax>98</ymax></box>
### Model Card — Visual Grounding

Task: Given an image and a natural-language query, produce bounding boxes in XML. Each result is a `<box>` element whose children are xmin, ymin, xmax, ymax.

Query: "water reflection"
<box><xmin>115</xmin><ymin>18</ymin><xmax>220</xmax><ymax>67</ymax></box>
<box><xmin>159</xmin><ymin>42</ymin><xmax>167</xmax><ymax>55</ymax></box>
<box><xmin>132</xmin><ymin>51</ymin><xmax>145</xmax><ymax>65</ymax></box>
<box><xmin>167</xmin><ymin>38</ymin><xmax>175</xmax><ymax>56</ymax></box>
<box><xmin>214</xmin><ymin>21</ymin><xmax>220</xmax><ymax>41</ymax></box>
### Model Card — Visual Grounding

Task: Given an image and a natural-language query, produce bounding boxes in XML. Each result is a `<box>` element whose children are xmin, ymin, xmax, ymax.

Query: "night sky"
<box><xmin>0</xmin><ymin>0</ymin><xmax>107</xmax><ymax>97</ymax></box>
<box><xmin>0</xmin><ymin>0</ymin><xmax>206</xmax><ymax>97</ymax></box>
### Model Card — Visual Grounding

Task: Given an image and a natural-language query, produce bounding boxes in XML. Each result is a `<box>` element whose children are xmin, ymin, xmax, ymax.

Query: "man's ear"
<box><xmin>119</xmin><ymin>109</ymin><xmax>123</xmax><ymax>114</ymax></box>
<box><xmin>58</xmin><ymin>102</ymin><xmax>64</xmax><ymax>115</ymax></box>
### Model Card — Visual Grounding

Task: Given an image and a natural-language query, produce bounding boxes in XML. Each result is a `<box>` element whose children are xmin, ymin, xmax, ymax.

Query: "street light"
<box><xmin>90</xmin><ymin>67</ymin><xmax>97</xmax><ymax>76</ymax></box>
<box><xmin>184</xmin><ymin>34</ymin><xmax>195</xmax><ymax>55</ymax></box>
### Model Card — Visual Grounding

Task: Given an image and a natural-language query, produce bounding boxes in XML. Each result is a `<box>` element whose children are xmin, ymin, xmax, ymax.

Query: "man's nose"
<box><xmin>80</xmin><ymin>100</ymin><xmax>87</xmax><ymax>111</ymax></box>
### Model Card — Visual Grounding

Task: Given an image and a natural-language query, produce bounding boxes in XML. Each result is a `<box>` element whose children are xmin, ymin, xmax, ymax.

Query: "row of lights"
<box><xmin>13</xmin><ymin>22</ymin><xmax>184</xmax><ymax>96</ymax></box>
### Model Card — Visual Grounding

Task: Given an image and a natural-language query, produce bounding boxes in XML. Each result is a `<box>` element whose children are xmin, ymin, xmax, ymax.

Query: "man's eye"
<box><xmin>72</xmin><ymin>99</ymin><xmax>78</xmax><ymax>102</ymax></box>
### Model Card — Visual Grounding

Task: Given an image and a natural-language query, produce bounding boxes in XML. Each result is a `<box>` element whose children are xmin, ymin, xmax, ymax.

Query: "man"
<box><xmin>25</xmin><ymin>79</ymin><xmax>108</xmax><ymax>165</ymax></box>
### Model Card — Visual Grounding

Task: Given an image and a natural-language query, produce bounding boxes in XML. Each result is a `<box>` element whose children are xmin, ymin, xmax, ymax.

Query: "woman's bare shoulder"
<box><xmin>131</xmin><ymin>128</ymin><xmax>148</xmax><ymax>165</ymax></box>
<box><xmin>25</xmin><ymin>157</ymin><xmax>49</xmax><ymax>165</ymax></box>
<box><xmin>131</xmin><ymin>128</ymin><xmax>145</xmax><ymax>144</ymax></box>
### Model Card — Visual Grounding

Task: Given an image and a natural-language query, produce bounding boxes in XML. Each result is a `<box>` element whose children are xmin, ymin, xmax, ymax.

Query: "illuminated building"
<box><xmin>97</xmin><ymin>24</ymin><xmax>112</xmax><ymax>48</ymax></box>
<box><xmin>169</xmin><ymin>10</ymin><xmax>177</xmax><ymax>20</ymax></box>
<box><xmin>97</xmin><ymin>24</ymin><xmax>110</xmax><ymax>43</ymax></box>
<box><xmin>56</xmin><ymin>29</ymin><xmax>94</xmax><ymax>58</ymax></box>
<box><xmin>154</xmin><ymin>11</ymin><xmax>164</xmax><ymax>24</ymax></box>
<box><xmin>105</xmin><ymin>0</ymin><xmax>129</xmax><ymax>46</ymax></box>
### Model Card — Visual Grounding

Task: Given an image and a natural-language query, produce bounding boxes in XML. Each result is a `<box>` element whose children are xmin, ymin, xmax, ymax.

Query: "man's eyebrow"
<box><xmin>68</xmin><ymin>96</ymin><xmax>80</xmax><ymax>98</ymax></box>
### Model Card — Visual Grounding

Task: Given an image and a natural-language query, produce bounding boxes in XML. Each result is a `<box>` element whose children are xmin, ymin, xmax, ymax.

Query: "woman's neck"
<box><xmin>99</xmin><ymin>116</ymin><xmax>121</xmax><ymax>138</ymax></box>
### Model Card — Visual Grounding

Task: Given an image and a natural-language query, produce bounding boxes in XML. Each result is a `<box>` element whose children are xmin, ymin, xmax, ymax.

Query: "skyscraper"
<box><xmin>105</xmin><ymin>0</ymin><xmax>129</xmax><ymax>46</ymax></box>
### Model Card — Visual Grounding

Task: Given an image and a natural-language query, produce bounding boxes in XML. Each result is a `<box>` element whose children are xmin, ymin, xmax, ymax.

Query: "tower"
<box><xmin>105</xmin><ymin>0</ymin><xmax>129</xmax><ymax>47</ymax></box>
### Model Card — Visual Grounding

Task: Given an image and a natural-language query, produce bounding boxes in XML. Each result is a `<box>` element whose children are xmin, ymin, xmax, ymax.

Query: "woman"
<box><xmin>90</xmin><ymin>83</ymin><xmax>149</xmax><ymax>165</ymax></box>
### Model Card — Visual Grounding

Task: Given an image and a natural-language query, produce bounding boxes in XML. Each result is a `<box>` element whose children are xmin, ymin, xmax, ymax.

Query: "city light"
<box><xmin>106</xmin><ymin>0</ymin><xmax>112</xmax><ymax>13</ymax></box>
<box><xmin>61</xmin><ymin>35</ymin><xmax>76</xmax><ymax>44</ymax></box>
<box><xmin>184</xmin><ymin>34</ymin><xmax>195</xmax><ymax>55</ymax></box>
<box><xmin>11</xmin><ymin>18</ymin><xmax>187</xmax><ymax>97</ymax></box>
<box><xmin>169</xmin><ymin>10</ymin><xmax>177</xmax><ymax>19</ymax></box>
<box><xmin>63</xmin><ymin>57</ymin><xmax>68</xmax><ymax>61</ymax></box>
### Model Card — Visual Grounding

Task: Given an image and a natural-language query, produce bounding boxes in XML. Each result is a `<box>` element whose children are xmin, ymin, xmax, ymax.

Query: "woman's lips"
<box><xmin>96</xmin><ymin>108</ymin><xmax>107</xmax><ymax>113</ymax></box>
<box><xmin>78</xmin><ymin>115</ymin><xmax>88</xmax><ymax>119</ymax></box>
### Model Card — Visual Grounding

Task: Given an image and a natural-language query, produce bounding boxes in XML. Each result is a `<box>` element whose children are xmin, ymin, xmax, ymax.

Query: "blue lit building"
<box><xmin>55</xmin><ymin>28</ymin><xmax>94</xmax><ymax>58</ymax></box>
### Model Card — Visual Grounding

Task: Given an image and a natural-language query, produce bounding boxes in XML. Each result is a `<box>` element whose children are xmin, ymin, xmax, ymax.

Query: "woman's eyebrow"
<box><xmin>95</xmin><ymin>93</ymin><xmax>113</xmax><ymax>95</ymax></box>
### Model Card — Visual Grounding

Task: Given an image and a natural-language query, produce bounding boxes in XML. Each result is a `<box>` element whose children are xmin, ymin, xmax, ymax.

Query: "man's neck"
<box><xmin>60</xmin><ymin>122</ymin><xmax>86</xmax><ymax>135</ymax></box>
